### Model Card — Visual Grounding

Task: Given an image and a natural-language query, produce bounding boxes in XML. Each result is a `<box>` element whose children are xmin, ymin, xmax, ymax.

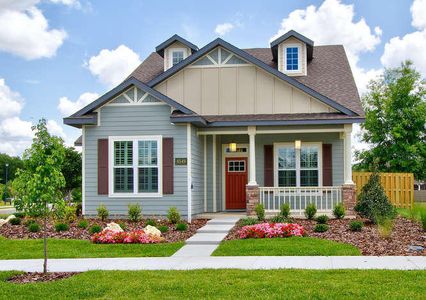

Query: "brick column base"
<box><xmin>246</xmin><ymin>184</ymin><xmax>259</xmax><ymax>216</ymax></box>
<box><xmin>342</xmin><ymin>184</ymin><xmax>357</xmax><ymax>217</ymax></box>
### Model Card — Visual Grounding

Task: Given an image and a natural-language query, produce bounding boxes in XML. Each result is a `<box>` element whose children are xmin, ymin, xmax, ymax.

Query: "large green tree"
<box><xmin>0</xmin><ymin>153</ymin><xmax>23</xmax><ymax>184</ymax></box>
<box><xmin>355</xmin><ymin>61</ymin><xmax>426</xmax><ymax>179</ymax></box>
<box><xmin>62</xmin><ymin>146</ymin><xmax>82</xmax><ymax>195</ymax></box>
<box><xmin>13</xmin><ymin>119</ymin><xmax>65</xmax><ymax>273</ymax></box>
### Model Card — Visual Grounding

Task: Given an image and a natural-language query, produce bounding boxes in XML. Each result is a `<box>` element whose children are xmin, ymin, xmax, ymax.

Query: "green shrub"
<box><xmin>118</xmin><ymin>222</ymin><xmax>127</xmax><ymax>231</ymax></box>
<box><xmin>314</xmin><ymin>224</ymin><xmax>329</xmax><ymax>232</ymax></box>
<box><xmin>71</xmin><ymin>188</ymin><xmax>82</xmax><ymax>203</ymax></box>
<box><xmin>9</xmin><ymin>217</ymin><xmax>21</xmax><ymax>225</ymax></box>
<box><xmin>55</xmin><ymin>222</ymin><xmax>69</xmax><ymax>232</ymax></box>
<box><xmin>377</xmin><ymin>217</ymin><xmax>394</xmax><ymax>239</ymax></box>
<box><xmin>255</xmin><ymin>204</ymin><xmax>265</xmax><ymax>221</ymax></box>
<box><xmin>333</xmin><ymin>203</ymin><xmax>346</xmax><ymax>219</ymax></box>
<box><xmin>89</xmin><ymin>224</ymin><xmax>102</xmax><ymax>234</ymax></box>
<box><xmin>270</xmin><ymin>215</ymin><xmax>287</xmax><ymax>223</ymax></box>
<box><xmin>13</xmin><ymin>212</ymin><xmax>25</xmax><ymax>218</ymax></box>
<box><xmin>280</xmin><ymin>203</ymin><xmax>290</xmax><ymax>218</ymax></box>
<box><xmin>355</xmin><ymin>172</ymin><xmax>396</xmax><ymax>223</ymax></box>
<box><xmin>349</xmin><ymin>220</ymin><xmax>363</xmax><ymax>232</ymax></box>
<box><xmin>176</xmin><ymin>223</ymin><xmax>187</xmax><ymax>231</ymax></box>
<box><xmin>421</xmin><ymin>210</ymin><xmax>426</xmax><ymax>232</ymax></box>
<box><xmin>240</xmin><ymin>217</ymin><xmax>259</xmax><ymax>226</ymax></box>
<box><xmin>145</xmin><ymin>219</ymin><xmax>157</xmax><ymax>227</ymax></box>
<box><xmin>77</xmin><ymin>219</ymin><xmax>89</xmax><ymax>229</ymax></box>
<box><xmin>167</xmin><ymin>207</ymin><xmax>181</xmax><ymax>224</ymax></box>
<box><xmin>75</xmin><ymin>203</ymin><xmax>82</xmax><ymax>217</ymax></box>
<box><xmin>128</xmin><ymin>203</ymin><xmax>142</xmax><ymax>222</ymax></box>
<box><xmin>304</xmin><ymin>203</ymin><xmax>317</xmax><ymax>220</ymax></box>
<box><xmin>159</xmin><ymin>225</ymin><xmax>169</xmax><ymax>233</ymax></box>
<box><xmin>28</xmin><ymin>222</ymin><xmax>40</xmax><ymax>233</ymax></box>
<box><xmin>96</xmin><ymin>204</ymin><xmax>109</xmax><ymax>221</ymax></box>
<box><xmin>316</xmin><ymin>215</ymin><xmax>329</xmax><ymax>224</ymax></box>
<box><xmin>24</xmin><ymin>219</ymin><xmax>36</xmax><ymax>227</ymax></box>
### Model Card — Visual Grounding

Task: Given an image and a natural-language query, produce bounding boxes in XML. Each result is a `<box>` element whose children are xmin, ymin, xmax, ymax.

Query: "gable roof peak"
<box><xmin>270</xmin><ymin>30</ymin><xmax>314</xmax><ymax>61</ymax></box>
<box><xmin>155</xmin><ymin>34</ymin><xmax>199</xmax><ymax>57</ymax></box>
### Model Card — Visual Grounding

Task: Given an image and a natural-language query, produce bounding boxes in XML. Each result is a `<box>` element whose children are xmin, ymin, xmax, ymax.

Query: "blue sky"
<box><xmin>0</xmin><ymin>0</ymin><xmax>425</xmax><ymax>156</ymax></box>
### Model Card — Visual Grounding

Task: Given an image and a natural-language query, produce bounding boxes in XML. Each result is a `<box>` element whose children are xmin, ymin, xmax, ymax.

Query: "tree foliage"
<box><xmin>355</xmin><ymin>61</ymin><xmax>426</xmax><ymax>179</ymax></box>
<box><xmin>62</xmin><ymin>146</ymin><xmax>82</xmax><ymax>194</ymax></box>
<box><xmin>13</xmin><ymin>119</ymin><xmax>65</xmax><ymax>216</ymax></box>
<box><xmin>0</xmin><ymin>153</ymin><xmax>23</xmax><ymax>184</ymax></box>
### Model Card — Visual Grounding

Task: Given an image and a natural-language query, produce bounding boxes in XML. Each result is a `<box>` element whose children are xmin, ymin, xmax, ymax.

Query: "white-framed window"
<box><xmin>274</xmin><ymin>142</ymin><xmax>322</xmax><ymax>187</ymax></box>
<box><xmin>170</xmin><ymin>49</ymin><xmax>185</xmax><ymax>66</ymax></box>
<box><xmin>109</xmin><ymin>136</ymin><xmax>162</xmax><ymax>197</ymax></box>
<box><xmin>284</xmin><ymin>45</ymin><xmax>301</xmax><ymax>72</ymax></box>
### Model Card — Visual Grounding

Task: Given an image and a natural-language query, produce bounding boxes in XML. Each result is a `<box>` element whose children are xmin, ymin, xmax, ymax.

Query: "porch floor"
<box><xmin>195</xmin><ymin>212</ymin><xmax>246</xmax><ymax>219</ymax></box>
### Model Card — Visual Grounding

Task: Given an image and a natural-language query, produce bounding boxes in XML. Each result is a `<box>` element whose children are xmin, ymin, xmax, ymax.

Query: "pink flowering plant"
<box><xmin>239</xmin><ymin>223</ymin><xmax>305</xmax><ymax>239</ymax></box>
<box><xmin>91</xmin><ymin>229</ymin><xmax>165</xmax><ymax>244</ymax></box>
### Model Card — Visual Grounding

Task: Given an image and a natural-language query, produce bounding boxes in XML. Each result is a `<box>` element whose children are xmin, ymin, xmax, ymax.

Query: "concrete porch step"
<box><xmin>185</xmin><ymin>233</ymin><xmax>229</xmax><ymax>245</ymax></box>
<box><xmin>197</xmin><ymin>224</ymin><xmax>235</xmax><ymax>233</ymax></box>
<box><xmin>207</xmin><ymin>217</ymin><xmax>241</xmax><ymax>225</ymax></box>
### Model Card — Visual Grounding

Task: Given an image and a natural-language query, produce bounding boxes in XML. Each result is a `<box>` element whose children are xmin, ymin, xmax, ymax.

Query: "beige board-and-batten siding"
<box><xmin>352</xmin><ymin>172</ymin><xmax>414</xmax><ymax>208</ymax></box>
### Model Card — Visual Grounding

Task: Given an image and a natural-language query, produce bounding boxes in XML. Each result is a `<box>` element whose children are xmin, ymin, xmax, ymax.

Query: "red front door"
<box><xmin>225</xmin><ymin>157</ymin><xmax>248</xmax><ymax>209</ymax></box>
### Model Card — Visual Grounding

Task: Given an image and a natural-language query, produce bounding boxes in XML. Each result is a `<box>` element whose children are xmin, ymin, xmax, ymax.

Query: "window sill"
<box><xmin>108</xmin><ymin>193</ymin><xmax>163</xmax><ymax>198</ymax></box>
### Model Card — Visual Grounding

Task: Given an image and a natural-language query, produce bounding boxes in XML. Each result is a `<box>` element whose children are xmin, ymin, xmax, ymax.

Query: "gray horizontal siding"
<box><xmin>191</xmin><ymin>125</ymin><xmax>204</xmax><ymax>215</ymax></box>
<box><xmin>84</xmin><ymin>104</ymin><xmax>188</xmax><ymax>217</ymax></box>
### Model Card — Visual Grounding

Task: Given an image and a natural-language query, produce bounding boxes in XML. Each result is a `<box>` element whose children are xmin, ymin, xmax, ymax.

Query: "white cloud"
<box><xmin>215</xmin><ymin>23</ymin><xmax>235</xmax><ymax>36</ymax></box>
<box><xmin>85</xmin><ymin>45</ymin><xmax>141</xmax><ymax>87</ymax></box>
<box><xmin>49</xmin><ymin>0</ymin><xmax>81</xmax><ymax>9</ymax></box>
<box><xmin>270</xmin><ymin>0</ymin><xmax>382</xmax><ymax>94</ymax></box>
<box><xmin>0</xmin><ymin>78</ymin><xmax>24</xmax><ymax>118</ymax></box>
<box><xmin>381</xmin><ymin>28</ymin><xmax>426</xmax><ymax>76</ymax></box>
<box><xmin>0</xmin><ymin>1</ymin><xmax>67</xmax><ymax>60</ymax></box>
<box><xmin>46</xmin><ymin>119</ymin><xmax>66</xmax><ymax>138</ymax></box>
<box><xmin>380</xmin><ymin>0</ymin><xmax>426</xmax><ymax>77</ymax></box>
<box><xmin>58</xmin><ymin>92</ymin><xmax>99</xmax><ymax>116</ymax></box>
<box><xmin>411</xmin><ymin>0</ymin><xmax>426</xmax><ymax>30</ymax></box>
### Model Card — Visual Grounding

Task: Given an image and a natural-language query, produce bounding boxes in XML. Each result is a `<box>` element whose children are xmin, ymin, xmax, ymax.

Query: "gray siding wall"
<box><xmin>203</xmin><ymin>131</ymin><xmax>344</xmax><ymax>211</ymax></box>
<box><xmin>84</xmin><ymin>104</ymin><xmax>188</xmax><ymax>217</ymax></box>
<box><xmin>191</xmin><ymin>125</ymin><xmax>204</xmax><ymax>215</ymax></box>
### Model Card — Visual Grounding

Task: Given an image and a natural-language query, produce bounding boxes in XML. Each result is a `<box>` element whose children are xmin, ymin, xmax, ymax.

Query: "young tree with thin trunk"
<box><xmin>13</xmin><ymin>119</ymin><xmax>65</xmax><ymax>273</ymax></box>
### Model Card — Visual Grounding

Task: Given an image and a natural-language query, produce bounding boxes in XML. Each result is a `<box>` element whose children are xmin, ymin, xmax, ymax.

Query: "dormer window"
<box><xmin>171</xmin><ymin>49</ymin><xmax>185</xmax><ymax>66</ymax></box>
<box><xmin>284</xmin><ymin>45</ymin><xmax>300</xmax><ymax>72</ymax></box>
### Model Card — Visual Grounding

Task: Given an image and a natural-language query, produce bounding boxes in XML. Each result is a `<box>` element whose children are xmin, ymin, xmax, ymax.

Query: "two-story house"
<box><xmin>64</xmin><ymin>30</ymin><xmax>363</xmax><ymax>221</ymax></box>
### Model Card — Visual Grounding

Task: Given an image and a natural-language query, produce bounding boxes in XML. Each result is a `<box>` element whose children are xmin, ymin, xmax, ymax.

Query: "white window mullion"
<box><xmin>296</xmin><ymin>148</ymin><xmax>301</xmax><ymax>187</ymax></box>
<box><xmin>133</xmin><ymin>139</ymin><xmax>138</xmax><ymax>195</ymax></box>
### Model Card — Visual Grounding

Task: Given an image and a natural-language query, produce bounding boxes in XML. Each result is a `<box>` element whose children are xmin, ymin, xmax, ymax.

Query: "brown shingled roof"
<box><xmin>129</xmin><ymin>45</ymin><xmax>363</xmax><ymax>116</ymax></box>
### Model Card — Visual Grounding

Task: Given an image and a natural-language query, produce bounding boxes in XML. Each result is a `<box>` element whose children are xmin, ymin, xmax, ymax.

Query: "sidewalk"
<box><xmin>0</xmin><ymin>256</ymin><xmax>425</xmax><ymax>272</ymax></box>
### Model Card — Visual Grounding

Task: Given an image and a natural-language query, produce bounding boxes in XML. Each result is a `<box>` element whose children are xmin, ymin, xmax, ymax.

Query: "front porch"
<box><xmin>197</xmin><ymin>124</ymin><xmax>357</xmax><ymax>216</ymax></box>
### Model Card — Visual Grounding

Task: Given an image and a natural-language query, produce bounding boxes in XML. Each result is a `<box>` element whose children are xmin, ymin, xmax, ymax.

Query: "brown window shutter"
<box><xmin>162</xmin><ymin>137</ymin><xmax>174</xmax><ymax>194</ymax></box>
<box><xmin>322</xmin><ymin>144</ymin><xmax>332</xmax><ymax>186</ymax></box>
<box><xmin>264</xmin><ymin>145</ymin><xmax>273</xmax><ymax>187</ymax></box>
<box><xmin>98</xmin><ymin>139</ymin><xmax>109</xmax><ymax>195</ymax></box>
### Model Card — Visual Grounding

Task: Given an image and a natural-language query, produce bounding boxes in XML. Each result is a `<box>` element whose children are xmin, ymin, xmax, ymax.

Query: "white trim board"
<box><xmin>187</xmin><ymin>123</ymin><xmax>192</xmax><ymax>222</ymax></box>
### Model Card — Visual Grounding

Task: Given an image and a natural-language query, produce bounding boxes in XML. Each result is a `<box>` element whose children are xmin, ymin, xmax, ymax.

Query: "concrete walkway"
<box><xmin>172</xmin><ymin>217</ymin><xmax>240</xmax><ymax>257</ymax></box>
<box><xmin>0</xmin><ymin>256</ymin><xmax>425</xmax><ymax>272</ymax></box>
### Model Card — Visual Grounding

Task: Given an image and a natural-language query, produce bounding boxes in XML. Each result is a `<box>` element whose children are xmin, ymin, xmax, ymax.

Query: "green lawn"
<box><xmin>212</xmin><ymin>237</ymin><xmax>361</xmax><ymax>256</ymax></box>
<box><xmin>0</xmin><ymin>237</ymin><xmax>183</xmax><ymax>259</ymax></box>
<box><xmin>0</xmin><ymin>270</ymin><xmax>425</xmax><ymax>299</ymax></box>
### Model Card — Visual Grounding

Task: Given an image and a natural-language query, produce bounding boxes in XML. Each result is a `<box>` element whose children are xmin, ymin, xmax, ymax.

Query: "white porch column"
<box><xmin>248</xmin><ymin>126</ymin><xmax>257</xmax><ymax>186</ymax></box>
<box><xmin>344</xmin><ymin>124</ymin><xmax>354</xmax><ymax>185</ymax></box>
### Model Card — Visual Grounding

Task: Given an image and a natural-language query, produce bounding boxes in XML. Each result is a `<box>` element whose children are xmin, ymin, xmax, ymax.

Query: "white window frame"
<box><xmin>273</xmin><ymin>142</ymin><xmax>322</xmax><ymax>187</ymax></box>
<box><xmin>169</xmin><ymin>48</ymin><xmax>186</xmax><ymax>67</ymax></box>
<box><xmin>108</xmin><ymin>136</ymin><xmax>162</xmax><ymax>198</ymax></box>
<box><xmin>283</xmin><ymin>44</ymin><xmax>302</xmax><ymax>73</ymax></box>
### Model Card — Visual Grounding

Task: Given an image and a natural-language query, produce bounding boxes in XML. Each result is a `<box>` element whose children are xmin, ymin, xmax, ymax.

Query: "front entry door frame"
<box><xmin>222</xmin><ymin>144</ymin><xmax>249</xmax><ymax>210</ymax></box>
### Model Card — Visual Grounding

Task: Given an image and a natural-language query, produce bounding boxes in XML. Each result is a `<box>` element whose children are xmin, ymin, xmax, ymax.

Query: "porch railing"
<box><xmin>259</xmin><ymin>186</ymin><xmax>343</xmax><ymax>215</ymax></box>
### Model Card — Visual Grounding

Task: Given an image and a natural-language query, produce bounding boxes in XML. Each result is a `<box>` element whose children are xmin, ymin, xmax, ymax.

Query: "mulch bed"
<box><xmin>7</xmin><ymin>272</ymin><xmax>79</xmax><ymax>284</ymax></box>
<box><xmin>225</xmin><ymin>217</ymin><xmax>426</xmax><ymax>256</ymax></box>
<box><xmin>0</xmin><ymin>218</ymin><xmax>208</xmax><ymax>243</ymax></box>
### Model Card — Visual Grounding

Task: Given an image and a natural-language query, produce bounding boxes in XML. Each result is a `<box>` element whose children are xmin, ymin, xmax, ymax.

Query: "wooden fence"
<box><xmin>352</xmin><ymin>172</ymin><xmax>414</xmax><ymax>208</ymax></box>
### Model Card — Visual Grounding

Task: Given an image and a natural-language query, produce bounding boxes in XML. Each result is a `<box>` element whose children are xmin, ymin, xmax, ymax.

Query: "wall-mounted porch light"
<box><xmin>229</xmin><ymin>142</ymin><xmax>237</xmax><ymax>152</ymax></box>
<box><xmin>295</xmin><ymin>140</ymin><xmax>301</xmax><ymax>150</ymax></box>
